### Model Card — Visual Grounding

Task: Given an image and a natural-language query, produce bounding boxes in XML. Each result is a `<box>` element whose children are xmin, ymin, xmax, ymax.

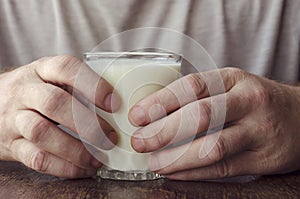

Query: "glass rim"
<box><xmin>84</xmin><ymin>51</ymin><xmax>182</xmax><ymax>62</ymax></box>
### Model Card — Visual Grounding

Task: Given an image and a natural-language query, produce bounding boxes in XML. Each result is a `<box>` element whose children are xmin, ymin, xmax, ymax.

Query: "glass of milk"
<box><xmin>84</xmin><ymin>52</ymin><xmax>182</xmax><ymax>180</ymax></box>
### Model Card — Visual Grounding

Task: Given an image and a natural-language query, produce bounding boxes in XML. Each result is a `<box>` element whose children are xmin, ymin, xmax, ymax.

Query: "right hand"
<box><xmin>0</xmin><ymin>55</ymin><xmax>120</xmax><ymax>178</ymax></box>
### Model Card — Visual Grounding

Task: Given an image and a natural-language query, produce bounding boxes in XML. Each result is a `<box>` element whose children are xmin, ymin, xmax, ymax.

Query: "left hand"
<box><xmin>129</xmin><ymin>67</ymin><xmax>300</xmax><ymax>180</ymax></box>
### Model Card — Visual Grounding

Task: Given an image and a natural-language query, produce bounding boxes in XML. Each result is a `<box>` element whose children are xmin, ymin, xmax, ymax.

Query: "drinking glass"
<box><xmin>84</xmin><ymin>52</ymin><xmax>182</xmax><ymax>180</ymax></box>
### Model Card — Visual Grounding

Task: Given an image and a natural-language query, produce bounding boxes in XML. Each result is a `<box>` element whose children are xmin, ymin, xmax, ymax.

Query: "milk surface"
<box><xmin>87</xmin><ymin>56</ymin><xmax>180</xmax><ymax>171</ymax></box>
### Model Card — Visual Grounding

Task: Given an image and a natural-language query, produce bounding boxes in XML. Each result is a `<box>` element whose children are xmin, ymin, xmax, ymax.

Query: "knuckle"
<box><xmin>28</xmin><ymin>150</ymin><xmax>48</xmax><ymax>172</ymax></box>
<box><xmin>53</xmin><ymin>55</ymin><xmax>81</xmax><ymax>71</ymax></box>
<box><xmin>149</xmin><ymin>119</ymin><xmax>169</xmax><ymax>149</ymax></box>
<box><xmin>251</xmin><ymin>82</ymin><xmax>270</xmax><ymax>105</ymax></box>
<box><xmin>207</xmin><ymin>135</ymin><xmax>227</xmax><ymax>163</ymax></box>
<box><xmin>215</xmin><ymin>159</ymin><xmax>230</xmax><ymax>178</ymax></box>
<box><xmin>185</xmin><ymin>74</ymin><xmax>206</xmax><ymax>98</ymax></box>
<box><xmin>43</xmin><ymin>89</ymin><xmax>70</xmax><ymax>117</ymax></box>
<box><xmin>185</xmin><ymin>103</ymin><xmax>201</xmax><ymax>126</ymax></box>
<box><xmin>53</xmin><ymin>55</ymin><xmax>81</xmax><ymax>66</ymax></box>
<box><xmin>29</xmin><ymin>57</ymin><xmax>50</xmax><ymax>68</ymax></box>
<box><xmin>225</xmin><ymin>67</ymin><xmax>246</xmax><ymax>79</ymax></box>
<box><xmin>27</xmin><ymin>118</ymin><xmax>50</xmax><ymax>144</ymax></box>
<box><xmin>73</xmin><ymin>144</ymin><xmax>90</xmax><ymax>164</ymax></box>
<box><xmin>223</xmin><ymin>67</ymin><xmax>247</xmax><ymax>84</ymax></box>
<box><xmin>199</xmin><ymin>101</ymin><xmax>212</xmax><ymax>123</ymax></box>
<box><xmin>46</xmin><ymin>55</ymin><xmax>82</xmax><ymax>81</ymax></box>
<box><xmin>63</xmin><ymin>164</ymin><xmax>83</xmax><ymax>178</ymax></box>
<box><xmin>153</xmin><ymin>131</ymin><xmax>167</xmax><ymax>149</ymax></box>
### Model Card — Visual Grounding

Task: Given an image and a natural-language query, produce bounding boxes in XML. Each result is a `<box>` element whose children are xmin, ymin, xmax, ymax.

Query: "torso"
<box><xmin>0</xmin><ymin>0</ymin><xmax>299</xmax><ymax>81</ymax></box>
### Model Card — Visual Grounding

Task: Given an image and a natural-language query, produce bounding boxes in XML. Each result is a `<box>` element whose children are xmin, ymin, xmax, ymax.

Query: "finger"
<box><xmin>147</xmin><ymin>124</ymin><xmax>253</xmax><ymax>175</ymax></box>
<box><xmin>129</xmin><ymin>67</ymin><xmax>244</xmax><ymax>126</ymax></box>
<box><xmin>15</xmin><ymin>110</ymin><xmax>102</xmax><ymax>170</ymax></box>
<box><xmin>33</xmin><ymin>55</ymin><xmax>120</xmax><ymax>112</ymax></box>
<box><xmin>21</xmin><ymin>83</ymin><xmax>117</xmax><ymax>150</ymax></box>
<box><xmin>164</xmin><ymin>151</ymin><xmax>258</xmax><ymax>181</ymax></box>
<box><xmin>131</xmin><ymin>87</ymin><xmax>251</xmax><ymax>153</ymax></box>
<box><xmin>10</xmin><ymin>138</ymin><xmax>97</xmax><ymax>178</ymax></box>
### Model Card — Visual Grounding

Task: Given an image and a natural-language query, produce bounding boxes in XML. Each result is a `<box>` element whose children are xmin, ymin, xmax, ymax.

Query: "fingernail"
<box><xmin>148</xmin><ymin>155</ymin><xmax>160</xmax><ymax>171</ymax></box>
<box><xmin>86</xmin><ymin>169</ymin><xmax>97</xmax><ymax>176</ymax></box>
<box><xmin>132</xmin><ymin>132</ymin><xmax>145</xmax><ymax>152</ymax></box>
<box><xmin>91</xmin><ymin>158</ymin><xmax>102</xmax><ymax>168</ymax></box>
<box><xmin>130</xmin><ymin>106</ymin><xmax>147</xmax><ymax>126</ymax></box>
<box><xmin>105</xmin><ymin>93</ymin><xmax>120</xmax><ymax>112</ymax></box>
<box><xmin>102</xmin><ymin>131</ymin><xmax>118</xmax><ymax>150</ymax></box>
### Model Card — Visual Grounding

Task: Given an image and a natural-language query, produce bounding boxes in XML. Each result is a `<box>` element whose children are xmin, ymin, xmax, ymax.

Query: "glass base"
<box><xmin>97</xmin><ymin>167</ymin><xmax>163</xmax><ymax>181</ymax></box>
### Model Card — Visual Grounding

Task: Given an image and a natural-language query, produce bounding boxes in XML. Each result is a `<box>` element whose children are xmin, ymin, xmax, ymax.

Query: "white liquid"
<box><xmin>87</xmin><ymin>57</ymin><xmax>180</xmax><ymax>171</ymax></box>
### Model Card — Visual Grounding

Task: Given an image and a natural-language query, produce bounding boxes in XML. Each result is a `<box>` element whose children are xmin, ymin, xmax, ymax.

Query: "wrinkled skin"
<box><xmin>129</xmin><ymin>67</ymin><xmax>300</xmax><ymax>180</ymax></box>
<box><xmin>0</xmin><ymin>56</ymin><xmax>119</xmax><ymax>178</ymax></box>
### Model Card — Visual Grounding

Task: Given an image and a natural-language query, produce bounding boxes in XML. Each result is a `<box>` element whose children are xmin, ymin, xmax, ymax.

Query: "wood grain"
<box><xmin>0</xmin><ymin>161</ymin><xmax>299</xmax><ymax>198</ymax></box>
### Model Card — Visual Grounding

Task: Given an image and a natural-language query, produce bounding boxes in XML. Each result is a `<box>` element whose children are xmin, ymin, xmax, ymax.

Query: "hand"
<box><xmin>0</xmin><ymin>55</ymin><xmax>120</xmax><ymax>178</ymax></box>
<box><xmin>129</xmin><ymin>67</ymin><xmax>300</xmax><ymax>180</ymax></box>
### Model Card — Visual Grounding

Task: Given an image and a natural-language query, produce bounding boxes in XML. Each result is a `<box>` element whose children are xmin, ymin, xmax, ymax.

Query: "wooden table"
<box><xmin>0</xmin><ymin>161</ymin><xmax>299</xmax><ymax>198</ymax></box>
